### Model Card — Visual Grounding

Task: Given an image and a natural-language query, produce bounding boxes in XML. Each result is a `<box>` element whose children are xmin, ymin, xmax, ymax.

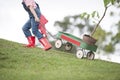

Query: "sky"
<box><xmin>0</xmin><ymin>0</ymin><xmax>120</xmax><ymax>63</ymax></box>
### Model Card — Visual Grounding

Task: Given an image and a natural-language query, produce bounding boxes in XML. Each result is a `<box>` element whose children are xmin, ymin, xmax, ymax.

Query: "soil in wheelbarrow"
<box><xmin>83</xmin><ymin>34</ymin><xmax>97</xmax><ymax>45</ymax></box>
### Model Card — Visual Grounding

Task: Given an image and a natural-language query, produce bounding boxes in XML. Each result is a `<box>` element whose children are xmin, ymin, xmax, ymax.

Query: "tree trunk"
<box><xmin>91</xmin><ymin>7</ymin><xmax>108</xmax><ymax>36</ymax></box>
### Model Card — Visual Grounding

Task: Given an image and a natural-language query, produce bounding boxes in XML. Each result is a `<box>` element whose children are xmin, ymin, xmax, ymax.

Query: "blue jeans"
<box><xmin>22</xmin><ymin>18</ymin><xmax>43</xmax><ymax>39</ymax></box>
<box><xmin>22</xmin><ymin>2</ymin><xmax>43</xmax><ymax>40</ymax></box>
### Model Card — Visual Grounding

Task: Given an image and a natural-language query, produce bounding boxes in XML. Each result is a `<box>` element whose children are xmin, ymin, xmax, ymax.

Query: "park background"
<box><xmin>0</xmin><ymin>0</ymin><xmax>120</xmax><ymax>63</ymax></box>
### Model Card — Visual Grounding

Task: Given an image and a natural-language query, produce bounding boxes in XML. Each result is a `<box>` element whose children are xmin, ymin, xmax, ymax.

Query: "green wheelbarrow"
<box><xmin>54</xmin><ymin>31</ymin><xmax>97</xmax><ymax>60</ymax></box>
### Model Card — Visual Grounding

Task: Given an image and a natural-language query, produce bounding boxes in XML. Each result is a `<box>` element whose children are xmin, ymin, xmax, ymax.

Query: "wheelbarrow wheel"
<box><xmin>55</xmin><ymin>39</ymin><xmax>63</xmax><ymax>48</ymax></box>
<box><xmin>65</xmin><ymin>42</ymin><xmax>73</xmax><ymax>51</ymax></box>
<box><xmin>76</xmin><ymin>50</ymin><xmax>84</xmax><ymax>59</ymax></box>
<box><xmin>87</xmin><ymin>51</ymin><xmax>95</xmax><ymax>60</ymax></box>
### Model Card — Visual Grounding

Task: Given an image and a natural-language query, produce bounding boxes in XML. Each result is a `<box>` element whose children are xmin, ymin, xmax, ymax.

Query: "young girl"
<box><xmin>22</xmin><ymin>0</ymin><xmax>52</xmax><ymax>50</ymax></box>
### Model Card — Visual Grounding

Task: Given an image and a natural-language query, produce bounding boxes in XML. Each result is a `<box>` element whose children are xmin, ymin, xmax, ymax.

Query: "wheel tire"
<box><xmin>55</xmin><ymin>39</ymin><xmax>62</xmax><ymax>48</ymax></box>
<box><xmin>87</xmin><ymin>51</ymin><xmax>95</xmax><ymax>60</ymax></box>
<box><xmin>65</xmin><ymin>42</ymin><xmax>73</xmax><ymax>51</ymax></box>
<box><xmin>76</xmin><ymin>50</ymin><xmax>84</xmax><ymax>59</ymax></box>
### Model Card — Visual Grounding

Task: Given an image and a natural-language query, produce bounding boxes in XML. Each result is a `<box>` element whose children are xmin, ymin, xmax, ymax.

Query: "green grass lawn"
<box><xmin>0</xmin><ymin>39</ymin><xmax>120</xmax><ymax>80</ymax></box>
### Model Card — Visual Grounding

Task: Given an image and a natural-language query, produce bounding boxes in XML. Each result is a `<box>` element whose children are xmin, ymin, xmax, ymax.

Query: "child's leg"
<box><xmin>22</xmin><ymin>19</ymin><xmax>35</xmax><ymax>47</ymax></box>
<box><xmin>31</xmin><ymin>18</ymin><xmax>52</xmax><ymax>50</ymax></box>
<box><xmin>22</xmin><ymin>19</ymin><xmax>32</xmax><ymax>37</ymax></box>
<box><xmin>31</xmin><ymin>18</ymin><xmax>43</xmax><ymax>39</ymax></box>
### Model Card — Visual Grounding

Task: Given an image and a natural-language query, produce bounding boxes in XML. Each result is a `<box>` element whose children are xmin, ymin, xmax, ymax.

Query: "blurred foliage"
<box><xmin>103</xmin><ymin>0</ymin><xmax>115</xmax><ymax>7</ymax></box>
<box><xmin>54</xmin><ymin>16</ymin><xmax>72</xmax><ymax>31</ymax></box>
<box><xmin>104</xmin><ymin>43</ymin><xmax>115</xmax><ymax>53</ymax></box>
<box><xmin>112</xmin><ymin>32</ymin><xmax>120</xmax><ymax>45</ymax></box>
<box><xmin>54</xmin><ymin>13</ymin><xmax>96</xmax><ymax>34</ymax></box>
<box><xmin>92</xmin><ymin>27</ymin><xmax>106</xmax><ymax>40</ymax></box>
<box><xmin>53</xmin><ymin>0</ymin><xmax>120</xmax><ymax>54</ymax></box>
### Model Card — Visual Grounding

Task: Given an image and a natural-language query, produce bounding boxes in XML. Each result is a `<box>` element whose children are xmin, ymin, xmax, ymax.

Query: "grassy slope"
<box><xmin>0</xmin><ymin>39</ymin><xmax>120</xmax><ymax>80</ymax></box>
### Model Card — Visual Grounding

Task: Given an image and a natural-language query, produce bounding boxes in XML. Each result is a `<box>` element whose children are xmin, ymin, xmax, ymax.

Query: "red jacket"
<box><xmin>39</xmin><ymin>15</ymin><xmax>48</xmax><ymax>36</ymax></box>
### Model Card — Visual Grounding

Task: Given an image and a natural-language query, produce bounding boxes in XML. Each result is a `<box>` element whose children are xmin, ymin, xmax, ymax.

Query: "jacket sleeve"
<box><xmin>39</xmin><ymin>15</ymin><xmax>48</xmax><ymax>36</ymax></box>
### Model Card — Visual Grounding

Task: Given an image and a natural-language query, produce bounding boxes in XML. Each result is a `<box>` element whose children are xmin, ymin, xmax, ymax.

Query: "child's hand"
<box><xmin>43</xmin><ymin>34</ymin><xmax>47</xmax><ymax>38</ymax></box>
<box><xmin>28</xmin><ymin>6</ymin><xmax>40</xmax><ymax>22</ymax></box>
<box><xmin>35</xmin><ymin>17</ymin><xmax>40</xmax><ymax>22</ymax></box>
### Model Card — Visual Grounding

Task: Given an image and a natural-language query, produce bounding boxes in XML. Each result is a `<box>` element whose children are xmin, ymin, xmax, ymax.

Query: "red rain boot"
<box><xmin>25</xmin><ymin>36</ymin><xmax>35</xmax><ymax>48</ymax></box>
<box><xmin>39</xmin><ymin>37</ymin><xmax>52</xmax><ymax>50</ymax></box>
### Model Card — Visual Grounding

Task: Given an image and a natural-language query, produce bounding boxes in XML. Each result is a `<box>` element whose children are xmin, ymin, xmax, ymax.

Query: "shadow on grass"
<box><xmin>0</xmin><ymin>52</ymin><xmax>9</xmax><ymax>60</ymax></box>
<box><xmin>0</xmin><ymin>52</ymin><xmax>16</xmax><ymax>69</ymax></box>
